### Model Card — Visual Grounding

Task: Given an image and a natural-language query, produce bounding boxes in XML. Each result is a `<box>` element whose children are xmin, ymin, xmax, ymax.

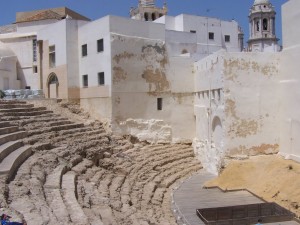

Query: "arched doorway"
<box><xmin>212</xmin><ymin>116</ymin><xmax>223</xmax><ymax>149</ymax></box>
<box><xmin>47</xmin><ymin>73</ymin><xmax>59</xmax><ymax>98</ymax></box>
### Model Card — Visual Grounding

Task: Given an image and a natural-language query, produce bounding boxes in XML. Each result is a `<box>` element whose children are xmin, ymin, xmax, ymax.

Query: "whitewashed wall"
<box><xmin>278</xmin><ymin>0</ymin><xmax>300</xmax><ymax>162</ymax></box>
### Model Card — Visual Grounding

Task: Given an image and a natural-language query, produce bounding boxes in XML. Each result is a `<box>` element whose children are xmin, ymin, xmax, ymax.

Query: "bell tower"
<box><xmin>130</xmin><ymin>0</ymin><xmax>167</xmax><ymax>21</ymax></box>
<box><xmin>248</xmin><ymin>0</ymin><xmax>279</xmax><ymax>52</ymax></box>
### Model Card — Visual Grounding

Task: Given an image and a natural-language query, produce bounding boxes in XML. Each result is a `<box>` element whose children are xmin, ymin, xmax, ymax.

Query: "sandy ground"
<box><xmin>205</xmin><ymin>155</ymin><xmax>300</xmax><ymax>218</ymax></box>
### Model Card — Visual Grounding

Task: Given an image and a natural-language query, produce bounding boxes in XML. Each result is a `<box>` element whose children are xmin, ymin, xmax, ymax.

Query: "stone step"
<box><xmin>49</xmin><ymin>120</ymin><xmax>73</xmax><ymax>127</ymax></box>
<box><xmin>0</xmin><ymin>145</ymin><xmax>32</xmax><ymax>181</ymax></box>
<box><xmin>0</xmin><ymin>140</ymin><xmax>23</xmax><ymax>163</ymax></box>
<box><xmin>0</xmin><ymin>121</ymin><xmax>11</xmax><ymax>128</ymax></box>
<box><xmin>17</xmin><ymin>116</ymin><xmax>67</xmax><ymax>126</ymax></box>
<box><xmin>0</xmin><ymin>131</ymin><xmax>27</xmax><ymax>146</ymax></box>
<box><xmin>50</xmin><ymin>123</ymin><xmax>84</xmax><ymax>132</ymax></box>
<box><xmin>0</xmin><ymin>100</ymin><xmax>26</xmax><ymax>105</ymax></box>
<box><xmin>0</xmin><ymin>126</ymin><xmax>19</xmax><ymax>135</ymax></box>
<box><xmin>62</xmin><ymin>171</ymin><xmax>89</xmax><ymax>225</ymax></box>
<box><xmin>0</xmin><ymin>110</ymin><xmax>53</xmax><ymax>117</ymax></box>
<box><xmin>45</xmin><ymin>165</ymin><xmax>68</xmax><ymax>189</ymax></box>
<box><xmin>0</xmin><ymin>104</ymin><xmax>34</xmax><ymax>109</ymax></box>
<box><xmin>0</xmin><ymin>106</ymin><xmax>46</xmax><ymax>113</ymax></box>
<box><xmin>44</xmin><ymin>165</ymin><xmax>71</xmax><ymax>224</ymax></box>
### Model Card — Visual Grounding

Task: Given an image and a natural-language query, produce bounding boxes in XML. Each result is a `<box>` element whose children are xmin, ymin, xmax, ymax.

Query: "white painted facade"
<box><xmin>278</xmin><ymin>0</ymin><xmax>300</xmax><ymax>163</ymax></box>
<box><xmin>0</xmin><ymin>42</ymin><xmax>19</xmax><ymax>90</ymax></box>
<box><xmin>156</xmin><ymin>14</ymin><xmax>244</xmax><ymax>59</ymax></box>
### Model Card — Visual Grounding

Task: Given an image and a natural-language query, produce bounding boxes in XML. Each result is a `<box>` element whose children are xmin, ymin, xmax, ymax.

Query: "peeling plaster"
<box><xmin>229</xmin><ymin>143</ymin><xmax>279</xmax><ymax>156</ymax></box>
<box><xmin>225</xmin><ymin>99</ymin><xmax>238</xmax><ymax>119</ymax></box>
<box><xmin>141</xmin><ymin>67</ymin><xmax>170</xmax><ymax>92</ymax></box>
<box><xmin>113</xmin><ymin>66</ymin><xmax>127</xmax><ymax>84</ymax></box>
<box><xmin>234</xmin><ymin>120</ymin><xmax>259</xmax><ymax>138</ymax></box>
<box><xmin>113</xmin><ymin>52</ymin><xmax>135</xmax><ymax>64</ymax></box>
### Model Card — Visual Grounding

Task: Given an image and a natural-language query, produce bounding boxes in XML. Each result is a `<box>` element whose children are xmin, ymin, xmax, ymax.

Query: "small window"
<box><xmin>225</xmin><ymin>35</ymin><xmax>230</xmax><ymax>42</ymax></box>
<box><xmin>190</xmin><ymin>30</ymin><xmax>196</xmax><ymax>33</ymax></box>
<box><xmin>49</xmin><ymin>45</ymin><xmax>55</xmax><ymax>68</ymax></box>
<box><xmin>209</xmin><ymin>32</ymin><xmax>214</xmax><ymax>40</ymax></box>
<box><xmin>157</xmin><ymin>98</ymin><xmax>163</xmax><ymax>110</ymax></box>
<box><xmin>33</xmin><ymin>39</ymin><xmax>37</xmax><ymax>62</ymax></box>
<box><xmin>33</xmin><ymin>66</ymin><xmax>38</xmax><ymax>73</ymax></box>
<box><xmin>82</xmin><ymin>44</ymin><xmax>87</xmax><ymax>57</ymax></box>
<box><xmin>25</xmin><ymin>86</ymin><xmax>31</xmax><ymax>90</ymax></box>
<box><xmin>97</xmin><ymin>39</ymin><xmax>104</xmax><ymax>52</ymax></box>
<box><xmin>98</xmin><ymin>72</ymin><xmax>105</xmax><ymax>85</ymax></box>
<box><xmin>82</xmin><ymin>75</ymin><xmax>88</xmax><ymax>87</ymax></box>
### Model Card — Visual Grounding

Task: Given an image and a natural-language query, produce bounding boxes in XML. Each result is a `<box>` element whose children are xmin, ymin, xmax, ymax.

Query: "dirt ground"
<box><xmin>205</xmin><ymin>155</ymin><xmax>300</xmax><ymax>218</ymax></box>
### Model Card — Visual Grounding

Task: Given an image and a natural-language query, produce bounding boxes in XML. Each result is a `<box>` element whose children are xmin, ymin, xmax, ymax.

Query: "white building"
<box><xmin>0</xmin><ymin>42</ymin><xmax>19</xmax><ymax>90</ymax></box>
<box><xmin>0</xmin><ymin>2</ymin><xmax>242</xmax><ymax>143</ymax></box>
<box><xmin>193</xmin><ymin>0</ymin><xmax>300</xmax><ymax>174</ymax></box>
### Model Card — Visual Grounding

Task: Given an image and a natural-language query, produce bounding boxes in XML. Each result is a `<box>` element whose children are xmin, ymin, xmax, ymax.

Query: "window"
<box><xmin>82</xmin><ymin>75</ymin><xmax>88</xmax><ymax>87</ymax></box>
<box><xmin>256</xmin><ymin>21</ymin><xmax>260</xmax><ymax>31</ymax></box>
<box><xmin>263</xmin><ymin>18</ymin><xmax>268</xmax><ymax>30</ymax></box>
<box><xmin>33</xmin><ymin>39</ymin><xmax>37</xmax><ymax>62</ymax></box>
<box><xmin>190</xmin><ymin>30</ymin><xmax>196</xmax><ymax>33</ymax></box>
<box><xmin>33</xmin><ymin>66</ymin><xmax>38</xmax><ymax>73</ymax></box>
<box><xmin>82</xmin><ymin>44</ymin><xmax>87</xmax><ymax>57</ymax></box>
<box><xmin>157</xmin><ymin>98</ymin><xmax>163</xmax><ymax>110</ymax></box>
<box><xmin>225</xmin><ymin>35</ymin><xmax>230</xmax><ymax>42</ymax></box>
<box><xmin>49</xmin><ymin>45</ymin><xmax>55</xmax><ymax>68</ymax></box>
<box><xmin>98</xmin><ymin>72</ymin><xmax>105</xmax><ymax>85</ymax></box>
<box><xmin>209</xmin><ymin>32</ymin><xmax>214</xmax><ymax>40</ymax></box>
<box><xmin>151</xmin><ymin>13</ymin><xmax>156</xmax><ymax>21</ymax></box>
<box><xmin>97</xmin><ymin>39</ymin><xmax>104</xmax><ymax>52</ymax></box>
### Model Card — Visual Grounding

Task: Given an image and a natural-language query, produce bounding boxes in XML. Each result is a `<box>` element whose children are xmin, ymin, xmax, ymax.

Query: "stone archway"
<box><xmin>47</xmin><ymin>73</ymin><xmax>59</xmax><ymax>98</ymax></box>
<box><xmin>212</xmin><ymin>116</ymin><xmax>223</xmax><ymax>149</ymax></box>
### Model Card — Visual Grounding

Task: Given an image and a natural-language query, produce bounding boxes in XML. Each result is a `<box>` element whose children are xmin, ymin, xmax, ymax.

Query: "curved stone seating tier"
<box><xmin>0</xmin><ymin>145</ymin><xmax>32</xmax><ymax>181</ymax></box>
<box><xmin>0</xmin><ymin>126</ymin><xmax>19</xmax><ymax>135</ymax></box>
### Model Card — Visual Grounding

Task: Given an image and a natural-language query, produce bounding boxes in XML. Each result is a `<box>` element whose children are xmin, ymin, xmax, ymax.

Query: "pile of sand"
<box><xmin>205</xmin><ymin>155</ymin><xmax>300</xmax><ymax>218</ymax></box>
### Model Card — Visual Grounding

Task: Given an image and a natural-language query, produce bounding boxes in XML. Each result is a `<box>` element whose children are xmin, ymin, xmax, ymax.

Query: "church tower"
<box><xmin>130</xmin><ymin>0</ymin><xmax>167</xmax><ymax>21</ymax></box>
<box><xmin>248</xmin><ymin>0</ymin><xmax>279</xmax><ymax>52</ymax></box>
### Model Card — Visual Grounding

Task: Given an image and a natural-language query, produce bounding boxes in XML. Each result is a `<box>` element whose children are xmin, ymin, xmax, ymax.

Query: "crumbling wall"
<box><xmin>223</xmin><ymin>53</ymin><xmax>280</xmax><ymax>156</ymax></box>
<box><xmin>111</xmin><ymin>32</ymin><xmax>195</xmax><ymax>142</ymax></box>
<box><xmin>194</xmin><ymin>51</ymin><xmax>280</xmax><ymax>174</ymax></box>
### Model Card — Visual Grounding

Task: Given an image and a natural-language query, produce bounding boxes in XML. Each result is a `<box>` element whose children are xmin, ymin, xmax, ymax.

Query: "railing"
<box><xmin>196</xmin><ymin>202</ymin><xmax>295</xmax><ymax>225</ymax></box>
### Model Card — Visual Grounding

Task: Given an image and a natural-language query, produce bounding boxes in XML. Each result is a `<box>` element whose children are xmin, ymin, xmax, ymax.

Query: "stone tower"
<box><xmin>248</xmin><ymin>0</ymin><xmax>279</xmax><ymax>52</ymax></box>
<box><xmin>130</xmin><ymin>0</ymin><xmax>167</xmax><ymax>21</ymax></box>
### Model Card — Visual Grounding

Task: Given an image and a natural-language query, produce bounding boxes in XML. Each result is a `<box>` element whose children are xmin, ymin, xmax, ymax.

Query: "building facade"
<box><xmin>1</xmin><ymin>0</ymin><xmax>299</xmax><ymax>174</ymax></box>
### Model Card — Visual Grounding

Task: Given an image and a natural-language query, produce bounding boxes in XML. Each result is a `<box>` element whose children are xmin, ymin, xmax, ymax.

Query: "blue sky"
<box><xmin>0</xmin><ymin>0</ymin><xmax>288</xmax><ymax>45</ymax></box>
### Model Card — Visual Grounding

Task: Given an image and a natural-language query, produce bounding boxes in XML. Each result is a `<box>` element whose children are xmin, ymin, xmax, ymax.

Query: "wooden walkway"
<box><xmin>171</xmin><ymin>170</ymin><xmax>299</xmax><ymax>225</ymax></box>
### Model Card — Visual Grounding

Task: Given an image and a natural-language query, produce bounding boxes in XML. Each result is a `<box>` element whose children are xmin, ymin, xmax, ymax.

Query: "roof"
<box><xmin>16</xmin><ymin>7</ymin><xmax>91</xmax><ymax>23</ymax></box>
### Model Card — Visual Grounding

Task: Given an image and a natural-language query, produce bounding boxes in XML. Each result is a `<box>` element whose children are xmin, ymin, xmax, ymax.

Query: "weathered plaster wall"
<box><xmin>194</xmin><ymin>51</ymin><xmax>280</xmax><ymax>174</ymax></box>
<box><xmin>278</xmin><ymin>0</ymin><xmax>300</xmax><ymax>162</ymax></box>
<box><xmin>0</xmin><ymin>56</ymin><xmax>20</xmax><ymax>90</ymax></box>
<box><xmin>110</xmin><ymin>24</ymin><xmax>195</xmax><ymax>143</ymax></box>
<box><xmin>223</xmin><ymin>53</ymin><xmax>280</xmax><ymax>156</ymax></box>
<box><xmin>1</xmin><ymin>36</ymin><xmax>39</xmax><ymax>89</ymax></box>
